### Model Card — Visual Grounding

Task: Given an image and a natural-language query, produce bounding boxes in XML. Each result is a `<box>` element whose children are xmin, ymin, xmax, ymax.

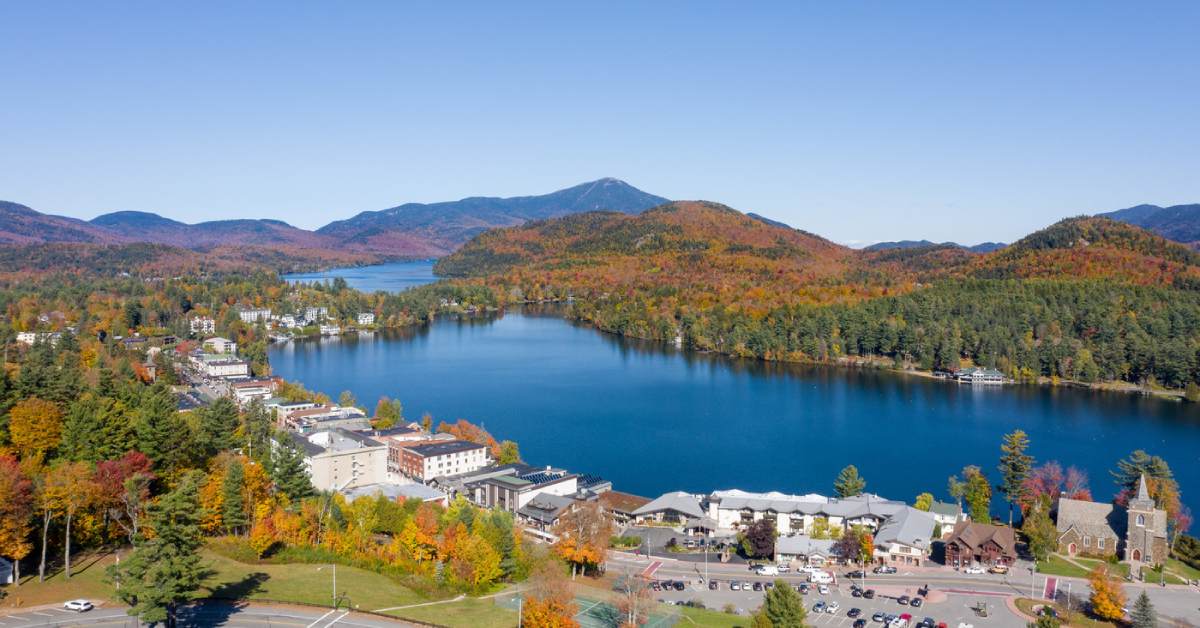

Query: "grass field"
<box><xmin>1164</xmin><ymin>557</ymin><xmax>1200</xmax><ymax>582</ymax></box>
<box><xmin>381</xmin><ymin>596</ymin><xmax>518</xmax><ymax>627</ymax></box>
<box><xmin>1014</xmin><ymin>597</ymin><xmax>1119</xmax><ymax>628</ymax></box>
<box><xmin>1036</xmin><ymin>554</ymin><xmax>1091</xmax><ymax>578</ymax></box>
<box><xmin>678</xmin><ymin>606</ymin><xmax>751</xmax><ymax>627</ymax></box>
<box><xmin>0</xmin><ymin>548</ymin><xmax>426</xmax><ymax>612</ymax></box>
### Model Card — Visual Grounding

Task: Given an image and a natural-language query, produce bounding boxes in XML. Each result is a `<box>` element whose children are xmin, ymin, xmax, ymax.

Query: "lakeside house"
<box><xmin>1054</xmin><ymin>474</ymin><xmax>1168</xmax><ymax>565</ymax></box>
<box><xmin>357</xmin><ymin>312</ymin><xmax>375</xmax><ymax>325</ymax></box>
<box><xmin>202</xmin><ymin>336</ymin><xmax>237</xmax><ymax>354</ymax></box>
<box><xmin>944</xmin><ymin>521</ymin><xmax>1017</xmax><ymax>567</ymax></box>
<box><xmin>598</xmin><ymin>491</ymin><xmax>652</xmax><ymax>526</ymax></box>
<box><xmin>928</xmin><ymin>500</ymin><xmax>966</xmax><ymax>536</ymax></box>
<box><xmin>190</xmin><ymin>353</ymin><xmax>251</xmax><ymax>378</ymax></box>
<box><xmin>872</xmin><ymin>507</ymin><xmax>937</xmax><ymax>566</ymax></box>
<box><xmin>953</xmin><ymin>367</ymin><xmax>1005</xmax><ymax>384</ymax></box>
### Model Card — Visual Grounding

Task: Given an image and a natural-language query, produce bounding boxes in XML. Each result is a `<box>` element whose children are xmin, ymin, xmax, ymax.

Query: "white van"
<box><xmin>809</xmin><ymin>571</ymin><xmax>834</xmax><ymax>584</ymax></box>
<box><xmin>756</xmin><ymin>565</ymin><xmax>780</xmax><ymax>576</ymax></box>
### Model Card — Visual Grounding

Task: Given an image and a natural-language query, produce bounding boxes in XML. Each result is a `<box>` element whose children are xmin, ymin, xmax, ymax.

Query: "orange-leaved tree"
<box><xmin>522</xmin><ymin>558</ymin><xmax>579</xmax><ymax>628</ymax></box>
<box><xmin>9</xmin><ymin>397</ymin><xmax>63</xmax><ymax>462</ymax></box>
<box><xmin>551</xmin><ymin>500</ymin><xmax>612</xmax><ymax>578</ymax></box>
<box><xmin>1088</xmin><ymin>563</ymin><xmax>1126</xmax><ymax>621</ymax></box>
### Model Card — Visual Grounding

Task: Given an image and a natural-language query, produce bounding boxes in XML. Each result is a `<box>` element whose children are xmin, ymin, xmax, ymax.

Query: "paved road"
<box><xmin>0</xmin><ymin>602</ymin><xmax>419</xmax><ymax>627</ymax></box>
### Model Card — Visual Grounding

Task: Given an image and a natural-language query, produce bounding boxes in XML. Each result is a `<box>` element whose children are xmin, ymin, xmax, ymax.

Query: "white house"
<box><xmin>189</xmin><ymin>316</ymin><xmax>216</xmax><ymax>335</ymax></box>
<box><xmin>305</xmin><ymin>306</ymin><xmax>329</xmax><ymax>322</ymax></box>
<box><xmin>398</xmin><ymin>440</ymin><xmax>491</xmax><ymax>481</ymax></box>
<box><xmin>202</xmin><ymin>337</ymin><xmax>237</xmax><ymax>354</ymax></box>
<box><xmin>191</xmin><ymin>353</ymin><xmax>251</xmax><ymax>378</ymax></box>
<box><xmin>928</xmin><ymin>500</ymin><xmax>966</xmax><ymax>536</ymax></box>
<box><xmin>238</xmin><ymin>307</ymin><xmax>272</xmax><ymax>324</ymax></box>
<box><xmin>357</xmin><ymin>312</ymin><xmax>376</xmax><ymax>326</ymax></box>
<box><xmin>319</xmin><ymin>324</ymin><xmax>341</xmax><ymax>336</ymax></box>
<box><xmin>775</xmin><ymin>535</ymin><xmax>837</xmax><ymax>567</ymax></box>
<box><xmin>290</xmin><ymin>428</ymin><xmax>388</xmax><ymax>491</ymax></box>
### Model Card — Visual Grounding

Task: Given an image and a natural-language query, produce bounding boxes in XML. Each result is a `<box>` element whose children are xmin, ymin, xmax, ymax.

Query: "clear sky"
<box><xmin>1</xmin><ymin>2</ymin><xmax>1197</xmax><ymax>245</ymax></box>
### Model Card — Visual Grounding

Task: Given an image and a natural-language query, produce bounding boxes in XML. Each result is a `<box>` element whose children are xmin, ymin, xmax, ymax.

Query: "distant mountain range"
<box><xmin>0</xmin><ymin>178</ymin><xmax>669</xmax><ymax>261</ymax></box>
<box><xmin>863</xmin><ymin>240</ymin><xmax>1007</xmax><ymax>253</ymax></box>
<box><xmin>1096</xmin><ymin>203</ymin><xmax>1200</xmax><ymax>246</ymax></box>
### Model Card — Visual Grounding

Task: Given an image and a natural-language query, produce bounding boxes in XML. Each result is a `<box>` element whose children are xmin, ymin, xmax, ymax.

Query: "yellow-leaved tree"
<box><xmin>1088</xmin><ymin>563</ymin><xmax>1126</xmax><ymax>621</ymax></box>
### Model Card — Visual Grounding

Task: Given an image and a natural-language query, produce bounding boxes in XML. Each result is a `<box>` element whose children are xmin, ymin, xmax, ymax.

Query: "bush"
<box><xmin>723</xmin><ymin>603</ymin><xmax>737</xmax><ymax>614</ymax></box>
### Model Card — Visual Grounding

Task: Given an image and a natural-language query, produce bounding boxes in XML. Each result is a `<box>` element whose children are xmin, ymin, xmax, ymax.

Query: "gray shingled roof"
<box><xmin>929</xmin><ymin>501</ymin><xmax>961</xmax><ymax>517</ymax></box>
<box><xmin>775</xmin><ymin>535</ymin><xmax>836</xmax><ymax>557</ymax></box>
<box><xmin>1055</xmin><ymin>497</ymin><xmax>1122</xmax><ymax>540</ymax></box>
<box><xmin>874</xmin><ymin>507</ymin><xmax>936</xmax><ymax>549</ymax></box>
<box><xmin>633</xmin><ymin>491</ymin><xmax>705</xmax><ymax>519</ymax></box>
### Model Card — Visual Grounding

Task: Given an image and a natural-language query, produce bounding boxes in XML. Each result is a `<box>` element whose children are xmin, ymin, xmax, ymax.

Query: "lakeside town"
<box><xmin>8</xmin><ymin>305</ymin><xmax>1190</xmax><ymax>628</ymax></box>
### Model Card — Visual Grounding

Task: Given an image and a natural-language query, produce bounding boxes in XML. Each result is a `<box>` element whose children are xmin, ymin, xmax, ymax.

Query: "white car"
<box><xmin>963</xmin><ymin>565</ymin><xmax>986</xmax><ymax>575</ymax></box>
<box><xmin>818</xmin><ymin>584</ymin><xmax>830</xmax><ymax>595</ymax></box>
<box><xmin>64</xmin><ymin>600</ymin><xmax>94</xmax><ymax>612</ymax></box>
<box><xmin>826</xmin><ymin>601</ymin><xmax>841</xmax><ymax>614</ymax></box>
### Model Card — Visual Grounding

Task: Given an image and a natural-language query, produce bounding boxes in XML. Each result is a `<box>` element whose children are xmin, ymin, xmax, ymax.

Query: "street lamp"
<box><xmin>317</xmin><ymin>564</ymin><xmax>337</xmax><ymax>609</ymax></box>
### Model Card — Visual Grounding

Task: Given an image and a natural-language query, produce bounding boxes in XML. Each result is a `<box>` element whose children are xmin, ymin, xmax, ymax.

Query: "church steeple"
<box><xmin>1129</xmin><ymin>473</ymin><xmax>1155</xmax><ymax>511</ymax></box>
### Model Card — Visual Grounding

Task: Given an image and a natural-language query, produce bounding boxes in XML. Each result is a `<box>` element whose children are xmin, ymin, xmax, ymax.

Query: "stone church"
<box><xmin>1054</xmin><ymin>474</ymin><xmax>1168</xmax><ymax>565</ymax></box>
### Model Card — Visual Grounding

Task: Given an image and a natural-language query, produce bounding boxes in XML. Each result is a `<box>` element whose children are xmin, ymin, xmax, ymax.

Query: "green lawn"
<box><xmin>1165</xmin><ymin>557</ymin><xmax>1200</xmax><ymax>581</ymax></box>
<box><xmin>382</xmin><ymin>597</ymin><xmax>518</xmax><ymax>627</ymax></box>
<box><xmin>1036</xmin><ymin>554</ymin><xmax>1091</xmax><ymax>578</ymax></box>
<box><xmin>1073</xmin><ymin>557</ymin><xmax>1129</xmax><ymax>579</ymax></box>
<box><xmin>678</xmin><ymin>606</ymin><xmax>752</xmax><ymax>627</ymax></box>
<box><xmin>0</xmin><ymin>548</ymin><xmax>426</xmax><ymax>613</ymax></box>
<box><xmin>1014</xmin><ymin>597</ymin><xmax>1119</xmax><ymax>628</ymax></box>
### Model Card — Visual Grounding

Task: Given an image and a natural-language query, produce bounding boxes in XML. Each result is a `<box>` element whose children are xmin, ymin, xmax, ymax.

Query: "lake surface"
<box><xmin>269</xmin><ymin>310</ymin><xmax>1200</xmax><ymax>514</ymax></box>
<box><xmin>283</xmin><ymin>260</ymin><xmax>437</xmax><ymax>292</ymax></box>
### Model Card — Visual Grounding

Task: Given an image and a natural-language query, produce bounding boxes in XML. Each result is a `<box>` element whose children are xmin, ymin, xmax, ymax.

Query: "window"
<box><xmin>1136</xmin><ymin>514</ymin><xmax>1145</xmax><ymax>527</ymax></box>
<box><xmin>1098</xmin><ymin>538</ymin><xmax>1106</xmax><ymax>550</ymax></box>
<box><xmin>1083</xmin><ymin>536</ymin><xmax>1091</xmax><ymax>547</ymax></box>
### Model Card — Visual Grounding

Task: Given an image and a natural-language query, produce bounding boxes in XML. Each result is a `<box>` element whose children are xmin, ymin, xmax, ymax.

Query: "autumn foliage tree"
<box><xmin>522</xmin><ymin>558</ymin><xmax>579</xmax><ymax>628</ymax></box>
<box><xmin>8</xmin><ymin>397</ymin><xmax>63</xmax><ymax>462</ymax></box>
<box><xmin>551</xmin><ymin>501</ymin><xmax>612</xmax><ymax>577</ymax></box>
<box><xmin>1088</xmin><ymin>563</ymin><xmax>1126</xmax><ymax>621</ymax></box>
<box><xmin>0</xmin><ymin>456</ymin><xmax>34</xmax><ymax>585</ymax></box>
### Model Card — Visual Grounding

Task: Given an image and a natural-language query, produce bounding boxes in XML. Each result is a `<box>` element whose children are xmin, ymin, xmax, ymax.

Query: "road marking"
<box><xmin>322</xmin><ymin>611</ymin><xmax>350</xmax><ymax>627</ymax></box>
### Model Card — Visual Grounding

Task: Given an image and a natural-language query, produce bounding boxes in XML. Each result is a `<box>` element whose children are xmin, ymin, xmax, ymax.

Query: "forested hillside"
<box><xmin>437</xmin><ymin>206</ymin><xmax>1200</xmax><ymax>391</ymax></box>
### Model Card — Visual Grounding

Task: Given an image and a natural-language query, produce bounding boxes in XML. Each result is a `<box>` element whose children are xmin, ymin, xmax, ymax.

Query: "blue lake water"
<box><xmin>268</xmin><ymin>309</ymin><xmax>1200</xmax><ymax>515</ymax></box>
<box><xmin>282</xmin><ymin>260</ymin><xmax>437</xmax><ymax>292</ymax></box>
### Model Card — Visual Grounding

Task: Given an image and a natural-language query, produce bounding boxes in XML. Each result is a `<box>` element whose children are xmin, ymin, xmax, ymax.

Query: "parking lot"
<box><xmin>650</xmin><ymin>578</ymin><xmax>1026</xmax><ymax>628</ymax></box>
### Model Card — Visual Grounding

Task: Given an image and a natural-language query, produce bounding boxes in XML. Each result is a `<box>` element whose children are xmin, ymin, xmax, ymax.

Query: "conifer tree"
<box><xmin>221</xmin><ymin>460</ymin><xmax>248</xmax><ymax>535</ymax></box>
<box><xmin>135</xmin><ymin>383</ymin><xmax>189</xmax><ymax>474</ymax></box>
<box><xmin>834</xmin><ymin>465</ymin><xmax>866</xmax><ymax>498</ymax></box>
<box><xmin>1129</xmin><ymin>590</ymin><xmax>1157</xmax><ymax>628</ymax></box>
<box><xmin>270</xmin><ymin>437</ymin><xmax>314</xmax><ymax>501</ymax></box>
<box><xmin>755</xmin><ymin>578</ymin><xmax>807</xmax><ymax>627</ymax></box>
<box><xmin>198</xmin><ymin>397</ymin><xmax>239</xmax><ymax>458</ymax></box>
<box><xmin>109</xmin><ymin>472</ymin><xmax>207</xmax><ymax>627</ymax></box>
<box><xmin>999</xmin><ymin>430</ymin><xmax>1034</xmax><ymax>525</ymax></box>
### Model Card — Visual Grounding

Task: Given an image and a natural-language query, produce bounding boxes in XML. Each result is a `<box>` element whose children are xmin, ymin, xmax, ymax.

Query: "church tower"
<box><xmin>1125</xmin><ymin>474</ymin><xmax>1160</xmax><ymax>564</ymax></box>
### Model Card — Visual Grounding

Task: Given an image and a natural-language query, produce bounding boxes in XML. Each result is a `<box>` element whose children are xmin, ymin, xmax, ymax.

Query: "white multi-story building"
<box><xmin>190</xmin><ymin>353</ymin><xmax>251</xmax><ymax>378</ymax></box>
<box><xmin>357</xmin><ymin>312</ymin><xmax>376</xmax><ymax>326</ymax></box>
<box><xmin>189</xmin><ymin>316</ymin><xmax>216</xmax><ymax>335</ymax></box>
<box><xmin>305</xmin><ymin>306</ymin><xmax>329</xmax><ymax>322</ymax></box>
<box><xmin>289</xmin><ymin>428</ymin><xmax>388</xmax><ymax>491</ymax></box>
<box><xmin>238</xmin><ymin>307</ymin><xmax>272</xmax><ymax>324</ymax></box>
<box><xmin>202</xmin><ymin>337</ymin><xmax>237</xmax><ymax>354</ymax></box>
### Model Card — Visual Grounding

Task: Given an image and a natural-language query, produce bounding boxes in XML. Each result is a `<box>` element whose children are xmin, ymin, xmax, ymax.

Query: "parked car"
<box><xmin>651</xmin><ymin>581</ymin><xmax>661</xmax><ymax>591</ymax></box>
<box><xmin>709</xmin><ymin>580</ymin><xmax>719</xmax><ymax>590</ymax></box>
<box><xmin>799</xmin><ymin>583</ymin><xmax>810</xmax><ymax>594</ymax></box>
<box><xmin>852</xmin><ymin>588</ymin><xmax>863</xmax><ymax>598</ymax></box>
<box><xmin>916</xmin><ymin>617</ymin><xmax>936</xmax><ymax>628</ymax></box>
<box><xmin>874</xmin><ymin>565</ymin><xmax>898</xmax><ymax>574</ymax></box>
<box><xmin>988</xmin><ymin>565</ymin><xmax>1009</xmax><ymax>575</ymax></box>
<box><xmin>910</xmin><ymin>597</ymin><xmax>923</xmax><ymax>608</ymax></box>
<box><xmin>793</xmin><ymin>584</ymin><xmax>805</xmax><ymax>593</ymax></box>
<box><xmin>818</xmin><ymin>584</ymin><xmax>830</xmax><ymax>595</ymax></box>
<box><xmin>63</xmin><ymin>600</ymin><xmax>94</xmax><ymax>613</ymax></box>
<box><xmin>872</xmin><ymin>612</ymin><xmax>887</xmax><ymax>623</ymax></box>
<box><xmin>826</xmin><ymin>602</ymin><xmax>841</xmax><ymax>614</ymax></box>
<box><xmin>863</xmin><ymin>589</ymin><xmax>876</xmax><ymax>599</ymax></box>
<box><xmin>765</xmin><ymin>582</ymin><xmax>775</xmax><ymax>590</ymax></box>
<box><xmin>963</xmin><ymin>565</ymin><xmax>986</xmax><ymax>575</ymax></box>
<box><xmin>897</xmin><ymin>595</ymin><xmax>911</xmax><ymax>605</ymax></box>
<box><xmin>777</xmin><ymin>564</ymin><xmax>791</xmax><ymax>573</ymax></box>
<box><xmin>752</xmin><ymin>581</ymin><xmax>764</xmax><ymax>591</ymax></box>
<box><xmin>813</xmin><ymin>601</ymin><xmax>827</xmax><ymax>613</ymax></box>
<box><xmin>673</xmin><ymin>581</ymin><xmax>685</xmax><ymax>591</ymax></box>
<box><xmin>854</xmin><ymin>620</ymin><xmax>868</xmax><ymax>628</ymax></box>
<box><xmin>848</xmin><ymin>608</ymin><xmax>862</xmax><ymax>618</ymax></box>
<box><xmin>730</xmin><ymin>581</ymin><xmax>741</xmax><ymax>591</ymax></box>
<box><xmin>846</xmin><ymin>570</ymin><xmax>867</xmax><ymax>579</ymax></box>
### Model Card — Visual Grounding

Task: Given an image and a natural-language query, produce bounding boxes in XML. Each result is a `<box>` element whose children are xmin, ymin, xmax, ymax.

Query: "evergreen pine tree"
<box><xmin>198</xmin><ymin>397</ymin><xmax>239</xmax><ymax>458</ymax></box>
<box><xmin>221</xmin><ymin>460</ymin><xmax>248</xmax><ymax>535</ymax></box>
<box><xmin>135</xmin><ymin>383</ymin><xmax>189</xmax><ymax>473</ymax></box>
<box><xmin>240</xmin><ymin>400</ymin><xmax>272</xmax><ymax>462</ymax></box>
<box><xmin>999</xmin><ymin>429</ymin><xmax>1034</xmax><ymax>525</ymax></box>
<box><xmin>1129</xmin><ymin>591</ymin><xmax>1157</xmax><ymax>628</ymax></box>
<box><xmin>270</xmin><ymin>437</ymin><xmax>314</xmax><ymax>501</ymax></box>
<box><xmin>834</xmin><ymin>465</ymin><xmax>866</xmax><ymax>498</ymax></box>
<box><xmin>60</xmin><ymin>395</ymin><xmax>106</xmax><ymax>463</ymax></box>
<box><xmin>108</xmin><ymin>472</ymin><xmax>207</xmax><ymax>627</ymax></box>
<box><xmin>754</xmin><ymin>578</ymin><xmax>807</xmax><ymax>627</ymax></box>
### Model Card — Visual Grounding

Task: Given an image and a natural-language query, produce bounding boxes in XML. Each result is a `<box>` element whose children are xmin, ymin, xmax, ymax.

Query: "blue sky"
<box><xmin>1</xmin><ymin>2</ymin><xmax>1197</xmax><ymax>245</ymax></box>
